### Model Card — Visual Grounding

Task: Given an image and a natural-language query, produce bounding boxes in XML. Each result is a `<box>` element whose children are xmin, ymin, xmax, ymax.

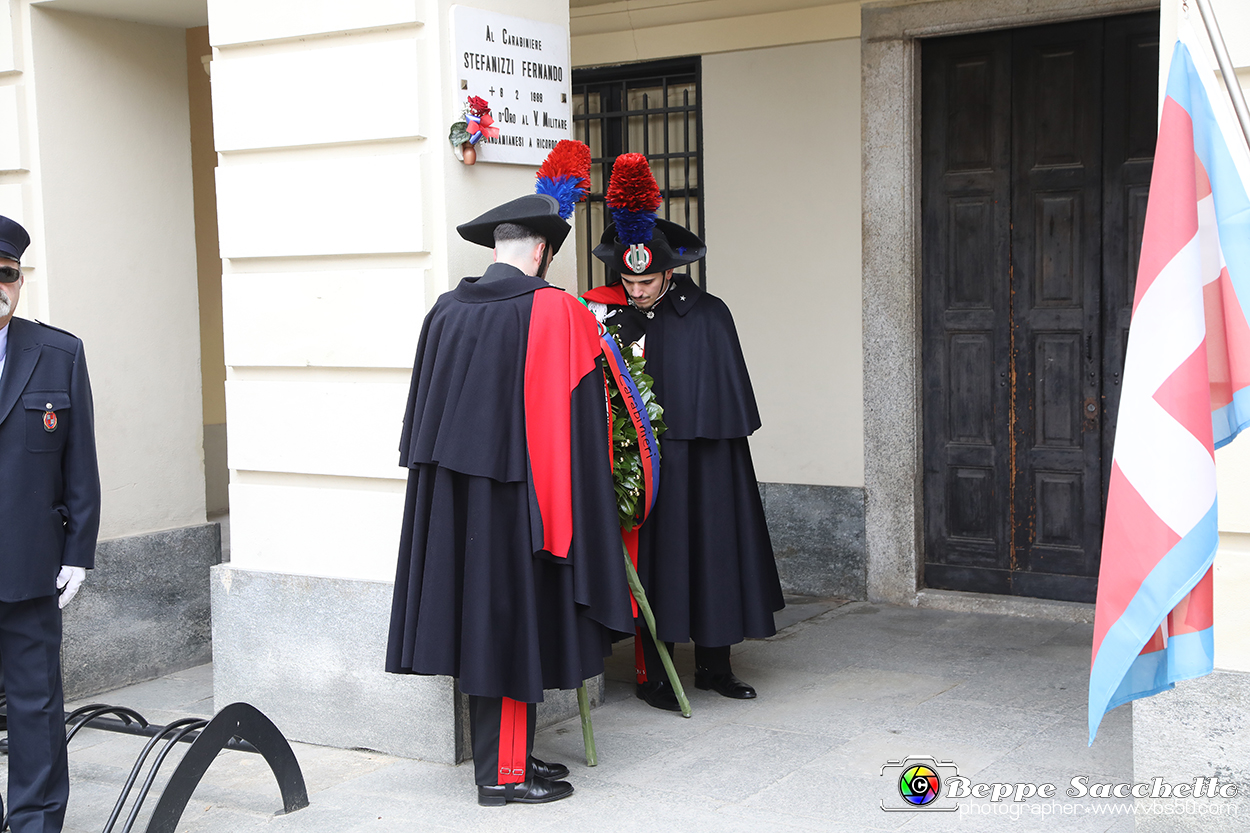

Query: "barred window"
<box><xmin>572</xmin><ymin>57</ymin><xmax>705</xmax><ymax>291</ymax></box>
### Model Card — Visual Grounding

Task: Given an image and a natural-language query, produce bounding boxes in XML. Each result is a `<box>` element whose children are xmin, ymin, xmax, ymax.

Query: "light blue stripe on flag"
<box><xmin>1089</xmin><ymin>502</ymin><xmax>1218</xmax><ymax>743</ymax></box>
<box><xmin>1106</xmin><ymin>628</ymin><xmax>1215</xmax><ymax>712</ymax></box>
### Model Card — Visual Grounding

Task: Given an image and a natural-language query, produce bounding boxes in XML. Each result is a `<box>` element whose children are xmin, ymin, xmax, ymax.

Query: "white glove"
<box><xmin>56</xmin><ymin>566</ymin><xmax>86</xmax><ymax>609</ymax></box>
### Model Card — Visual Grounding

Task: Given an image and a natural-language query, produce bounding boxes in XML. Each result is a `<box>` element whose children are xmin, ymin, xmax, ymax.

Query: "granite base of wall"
<box><xmin>1132</xmin><ymin>670</ymin><xmax>1250</xmax><ymax>830</ymax></box>
<box><xmin>211</xmin><ymin>566</ymin><xmax>602</xmax><ymax>763</ymax></box>
<box><xmin>61</xmin><ymin>523</ymin><xmax>221</xmax><ymax>700</ymax></box>
<box><xmin>761</xmin><ymin>483</ymin><xmax>866</xmax><ymax>600</ymax></box>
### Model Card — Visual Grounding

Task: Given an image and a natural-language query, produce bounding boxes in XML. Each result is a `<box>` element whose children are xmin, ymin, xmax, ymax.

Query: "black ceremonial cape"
<box><xmin>387</xmin><ymin>263</ymin><xmax>634</xmax><ymax>703</ymax></box>
<box><xmin>582</xmin><ymin>275</ymin><xmax>784</xmax><ymax>647</ymax></box>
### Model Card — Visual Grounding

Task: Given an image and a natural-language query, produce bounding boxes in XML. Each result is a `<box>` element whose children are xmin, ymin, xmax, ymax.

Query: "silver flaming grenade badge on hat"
<box><xmin>624</xmin><ymin>243</ymin><xmax>653</xmax><ymax>274</ymax></box>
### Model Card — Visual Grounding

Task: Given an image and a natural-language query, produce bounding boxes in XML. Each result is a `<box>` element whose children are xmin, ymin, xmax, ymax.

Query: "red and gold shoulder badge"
<box><xmin>43</xmin><ymin>408</ymin><xmax>57</xmax><ymax>431</ymax></box>
<box><xmin>624</xmin><ymin>243</ymin><xmax>653</xmax><ymax>274</ymax></box>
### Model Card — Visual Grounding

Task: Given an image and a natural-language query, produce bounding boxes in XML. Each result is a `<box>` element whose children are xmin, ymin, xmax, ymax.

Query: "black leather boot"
<box><xmin>477</xmin><ymin>774</ymin><xmax>574</xmax><ymax>806</ymax></box>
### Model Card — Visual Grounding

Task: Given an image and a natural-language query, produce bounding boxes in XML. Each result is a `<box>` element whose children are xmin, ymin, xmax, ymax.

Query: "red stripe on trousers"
<box><xmin>497</xmin><ymin>697</ymin><xmax>528</xmax><ymax>784</ymax></box>
<box><xmin>622</xmin><ymin>526</ymin><xmax>639</xmax><ymax>617</ymax></box>
<box><xmin>635</xmin><ymin>625</ymin><xmax>648</xmax><ymax>683</ymax></box>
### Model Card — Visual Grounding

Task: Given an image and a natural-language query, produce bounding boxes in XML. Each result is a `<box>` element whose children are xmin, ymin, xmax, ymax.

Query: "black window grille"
<box><xmin>572</xmin><ymin>57</ymin><xmax>705</xmax><ymax>291</ymax></box>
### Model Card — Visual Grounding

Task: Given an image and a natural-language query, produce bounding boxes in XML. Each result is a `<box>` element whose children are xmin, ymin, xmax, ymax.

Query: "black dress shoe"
<box><xmin>529</xmin><ymin>755</ymin><xmax>569</xmax><ymax>780</ymax></box>
<box><xmin>694</xmin><ymin>670</ymin><xmax>757</xmax><ymax>699</ymax></box>
<box><xmin>635</xmin><ymin>680</ymin><xmax>681</xmax><ymax>711</ymax></box>
<box><xmin>477</xmin><ymin>774</ymin><xmax>574</xmax><ymax>806</ymax></box>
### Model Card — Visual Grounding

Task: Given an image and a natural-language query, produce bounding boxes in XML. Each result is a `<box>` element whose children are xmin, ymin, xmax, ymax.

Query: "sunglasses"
<box><xmin>0</xmin><ymin>266</ymin><xmax>19</xmax><ymax>283</ymax></box>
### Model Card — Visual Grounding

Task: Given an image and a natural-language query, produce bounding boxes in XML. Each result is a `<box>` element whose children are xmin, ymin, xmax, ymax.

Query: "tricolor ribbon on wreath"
<box><xmin>592</xmin><ymin>319</ymin><xmax>687</xmax><ymax>717</ymax></box>
<box><xmin>596</xmin><ymin>325</ymin><xmax>661</xmax><ymax>617</ymax></box>
<box><xmin>599</xmin><ymin>328</ymin><xmax>660</xmax><ymax>529</ymax></box>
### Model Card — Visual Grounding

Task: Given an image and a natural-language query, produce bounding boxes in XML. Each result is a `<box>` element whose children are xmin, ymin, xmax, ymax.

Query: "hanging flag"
<box><xmin>1089</xmin><ymin>21</ymin><xmax>1250</xmax><ymax>744</ymax></box>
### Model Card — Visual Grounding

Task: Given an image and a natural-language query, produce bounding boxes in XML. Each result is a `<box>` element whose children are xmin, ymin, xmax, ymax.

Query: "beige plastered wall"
<box><xmin>187</xmin><ymin>25</ymin><xmax>228</xmax><ymax>515</ymax></box>
<box><xmin>1158</xmin><ymin>0</ymin><xmax>1250</xmax><ymax>672</ymax></box>
<box><xmin>0</xmin><ymin>2</ymin><xmax>45</xmax><ymax>321</ymax></box>
<box><xmin>570</xmin><ymin>0</ymin><xmax>862</xmax><ymax>67</ymax></box>
<box><xmin>24</xmin><ymin>5</ymin><xmax>206</xmax><ymax>540</ymax></box>
<box><xmin>210</xmin><ymin>0</ymin><xmax>575</xmax><ymax>583</ymax></box>
<box><xmin>703</xmin><ymin>40</ymin><xmax>863</xmax><ymax>487</ymax></box>
<box><xmin>572</xmin><ymin>0</ymin><xmax>866</xmax><ymax>487</ymax></box>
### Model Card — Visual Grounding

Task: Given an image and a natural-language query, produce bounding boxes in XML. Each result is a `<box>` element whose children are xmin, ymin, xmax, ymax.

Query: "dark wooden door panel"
<box><xmin>921</xmin><ymin>31</ymin><xmax>1013</xmax><ymax>576</ymax></box>
<box><xmin>921</xmin><ymin>13</ymin><xmax>1157</xmax><ymax>602</ymax></box>
<box><xmin>947</xmin><ymin>333</ymin><xmax>995</xmax><ymax>443</ymax></box>
<box><xmin>1031</xmin><ymin>332</ymin><xmax>1085</xmax><ymax>449</ymax></box>
<box><xmin>1011</xmin><ymin>21</ymin><xmax>1105</xmax><ymax>597</ymax></box>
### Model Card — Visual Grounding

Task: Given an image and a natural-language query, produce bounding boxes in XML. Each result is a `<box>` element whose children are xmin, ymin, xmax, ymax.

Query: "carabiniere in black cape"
<box><xmin>386</xmin><ymin>263</ymin><xmax>634</xmax><ymax>704</ymax></box>
<box><xmin>586</xmin><ymin>273</ymin><xmax>785</xmax><ymax>649</ymax></box>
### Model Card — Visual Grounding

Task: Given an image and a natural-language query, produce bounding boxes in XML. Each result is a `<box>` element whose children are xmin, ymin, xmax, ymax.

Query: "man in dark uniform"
<box><xmin>0</xmin><ymin>214</ymin><xmax>101</xmax><ymax>832</ymax></box>
<box><xmin>386</xmin><ymin>193</ymin><xmax>633</xmax><ymax>806</ymax></box>
<box><xmin>582</xmin><ymin>154</ymin><xmax>784</xmax><ymax>712</ymax></box>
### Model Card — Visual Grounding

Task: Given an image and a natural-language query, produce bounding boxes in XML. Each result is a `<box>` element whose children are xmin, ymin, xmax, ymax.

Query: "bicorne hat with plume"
<box><xmin>455</xmin><ymin>140</ymin><xmax>592</xmax><ymax>253</ymax></box>
<box><xmin>592</xmin><ymin>153</ymin><xmax>706</xmax><ymax>280</ymax></box>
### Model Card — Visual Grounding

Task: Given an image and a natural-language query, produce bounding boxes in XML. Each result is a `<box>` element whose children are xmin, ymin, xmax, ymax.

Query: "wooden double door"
<box><xmin>921</xmin><ymin>13</ymin><xmax>1158</xmax><ymax>602</ymax></box>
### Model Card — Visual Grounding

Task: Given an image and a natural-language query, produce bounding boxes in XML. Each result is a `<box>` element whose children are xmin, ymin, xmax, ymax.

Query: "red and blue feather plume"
<box><xmin>604</xmin><ymin>153</ymin><xmax>662</xmax><ymax>245</ymax></box>
<box><xmin>535</xmin><ymin>140</ymin><xmax>592</xmax><ymax>220</ymax></box>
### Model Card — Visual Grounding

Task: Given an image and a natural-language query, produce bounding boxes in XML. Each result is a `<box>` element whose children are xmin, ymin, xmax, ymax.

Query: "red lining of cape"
<box><xmin>581</xmin><ymin>284</ymin><xmax>627</xmax><ymax>305</ymax></box>
<box><xmin>525</xmin><ymin>289</ymin><xmax>602</xmax><ymax>559</ymax></box>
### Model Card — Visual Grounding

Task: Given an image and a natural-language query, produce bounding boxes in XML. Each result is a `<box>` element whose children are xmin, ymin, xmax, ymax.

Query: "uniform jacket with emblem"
<box><xmin>0</xmin><ymin>316</ymin><xmax>100</xmax><ymax>602</ymax></box>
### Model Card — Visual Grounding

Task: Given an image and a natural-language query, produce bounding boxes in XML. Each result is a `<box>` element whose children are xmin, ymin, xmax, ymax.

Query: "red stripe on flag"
<box><xmin>1134</xmin><ymin>97</ymin><xmax>1200</xmax><ymax>313</ymax></box>
<box><xmin>1168</xmin><ymin>567</ymin><xmax>1214</xmax><ymax>635</ymax></box>
<box><xmin>1206</xmin><ymin>266</ymin><xmax>1250</xmax><ymax>409</ymax></box>
<box><xmin>1222</xmin><ymin>266</ymin><xmax>1250</xmax><ymax>398</ymax></box>
<box><xmin>1092</xmin><ymin>463</ymin><xmax>1183</xmax><ymax>662</ymax></box>
<box><xmin>1207</xmin><ymin>275</ymin><xmax>1235</xmax><ymax>410</ymax></box>
<box><xmin>497</xmin><ymin>697</ymin><xmax>527</xmax><ymax>784</ymax></box>
<box><xmin>1152</xmin><ymin>342</ymin><xmax>1216</xmax><ymax>455</ymax></box>
<box><xmin>1195</xmin><ymin>153</ymin><xmax>1213</xmax><ymax>202</ymax></box>
<box><xmin>1140</xmin><ymin>625</ymin><xmax>1167</xmax><ymax>655</ymax></box>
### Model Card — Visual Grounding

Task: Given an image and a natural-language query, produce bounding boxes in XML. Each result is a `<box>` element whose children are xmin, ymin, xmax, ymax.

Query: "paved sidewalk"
<box><xmin>5</xmin><ymin>598</ymin><xmax>1145</xmax><ymax>832</ymax></box>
